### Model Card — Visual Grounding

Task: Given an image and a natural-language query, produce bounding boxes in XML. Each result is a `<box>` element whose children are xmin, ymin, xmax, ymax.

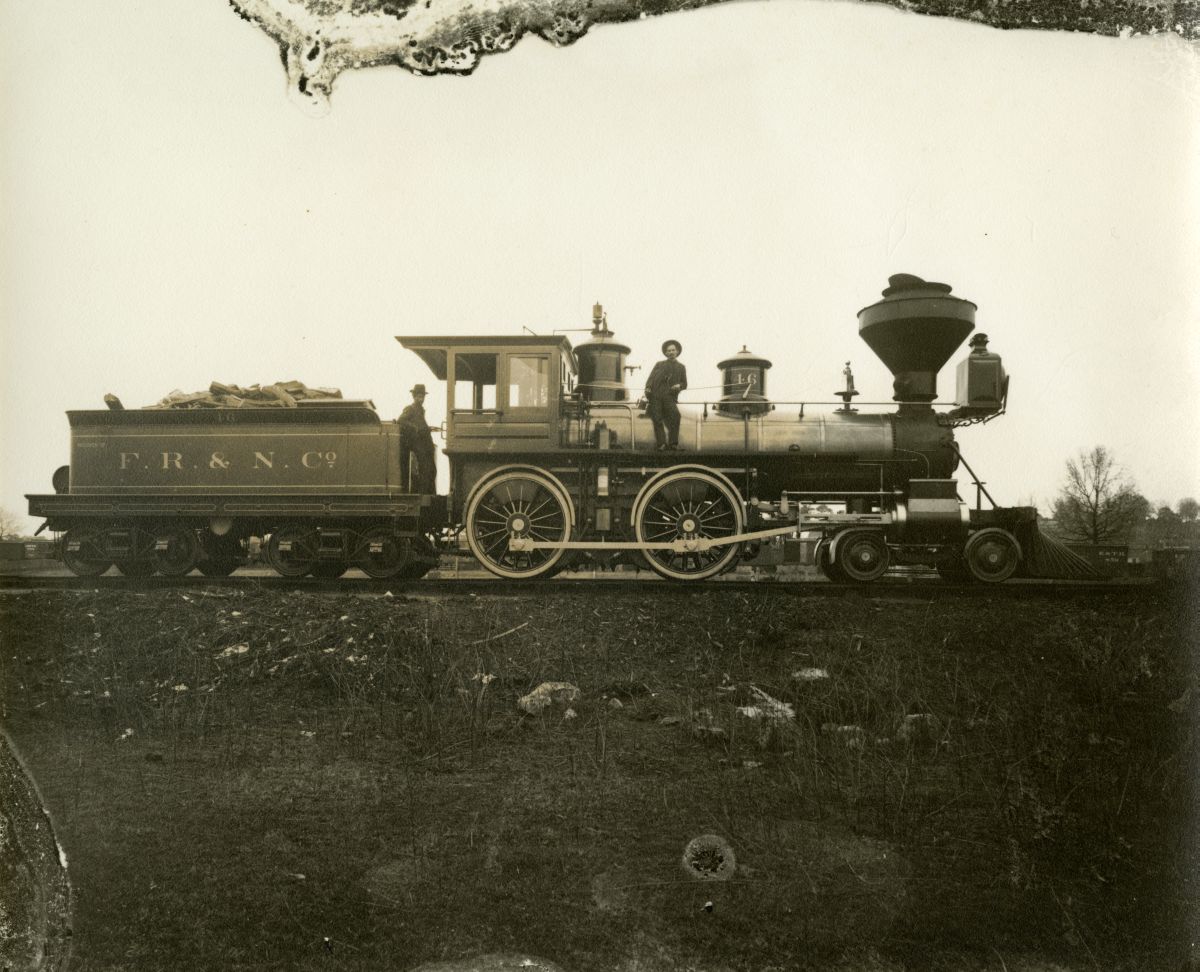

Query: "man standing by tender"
<box><xmin>645</xmin><ymin>340</ymin><xmax>687</xmax><ymax>451</ymax></box>
<box><xmin>398</xmin><ymin>384</ymin><xmax>437</xmax><ymax>492</ymax></box>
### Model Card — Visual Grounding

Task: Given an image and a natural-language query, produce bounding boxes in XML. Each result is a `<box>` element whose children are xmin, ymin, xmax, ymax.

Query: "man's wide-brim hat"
<box><xmin>411</xmin><ymin>384</ymin><xmax>427</xmax><ymax>395</ymax></box>
<box><xmin>662</xmin><ymin>340</ymin><xmax>682</xmax><ymax>355</ymax></box>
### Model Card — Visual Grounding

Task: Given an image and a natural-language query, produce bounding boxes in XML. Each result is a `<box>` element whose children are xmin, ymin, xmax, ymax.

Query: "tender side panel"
<box><xmin>67</xmin><ymin>413</ymin><xmax>395</xmax><ymax>495</ymax></box>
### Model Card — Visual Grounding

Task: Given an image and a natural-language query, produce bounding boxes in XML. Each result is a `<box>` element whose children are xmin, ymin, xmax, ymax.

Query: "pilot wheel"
<box><xmin>963</xmin><ymin>528</ymin><xmax>1020</xmax><ymax>583</ymax></box>
<box><xmin>633</xmin><ymin>470</ymin><xmax>744</xmax><ymax>581</ymax></box>
<box><xmin>833</xmin><ymin>530</ymin><xmax>890</xmax><ymax>583</ymax></box>
<box><xmin>466</xmin><ymin>470</ymin><xmax>573</xmax><ymax>579</ymax></box>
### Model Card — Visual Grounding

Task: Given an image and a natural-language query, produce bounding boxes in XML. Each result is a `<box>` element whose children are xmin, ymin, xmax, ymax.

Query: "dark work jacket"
<box><xmin>399</xmin><ymin>403</ymin><xmax>434</xmax><ymax>449</ymax></box>
<box><xmin>645</xmin><ymin>359</ymin><xmax>687</xmax><ymax>401</ymax></box>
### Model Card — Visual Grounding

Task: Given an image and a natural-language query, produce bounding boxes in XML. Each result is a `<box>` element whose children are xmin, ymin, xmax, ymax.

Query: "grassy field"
<box><xmin>1</xmin><ymin>583</ymin><xmax>1195</xmax><ymax>971</ymax></box>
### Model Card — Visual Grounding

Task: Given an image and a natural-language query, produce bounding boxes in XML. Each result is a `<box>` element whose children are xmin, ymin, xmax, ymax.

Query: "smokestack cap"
<box><xmin>880</xmin><ymin>274</ymin><xmax>954</xmax><ymax>298</ymax></box>
<box><xmin>858</xmin><ymin>274</ymin><xmax>977</xmax><ymax>403</ymax></box>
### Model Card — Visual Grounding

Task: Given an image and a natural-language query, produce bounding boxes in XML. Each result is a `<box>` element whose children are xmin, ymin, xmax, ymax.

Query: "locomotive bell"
<box><xmin>575</xmin><ymin>302</ymin><xmax>632</xmax><ymax>402</ymax></box>
<box><xmin>857</xmin><ymin>274</ymin><xmax>976</xmax><ymax>404</ymax></box>
<box><xmin>716</xmin><ymin>346</ymin><xmax>772</xmax><ymax>416</ymax></box>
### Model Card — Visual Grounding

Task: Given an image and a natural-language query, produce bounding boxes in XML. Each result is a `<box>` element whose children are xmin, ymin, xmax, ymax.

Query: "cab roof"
<box><xmin>397</xmin><ymin>335</ymin><xmax>576</xmax><ymax>381</ymax></box>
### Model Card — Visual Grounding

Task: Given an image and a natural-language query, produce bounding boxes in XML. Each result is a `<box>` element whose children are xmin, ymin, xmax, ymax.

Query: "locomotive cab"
<box><xmin>398</xmin><ymin>335</ymin><xmax>577</xmax><ymax>453</ymax></box>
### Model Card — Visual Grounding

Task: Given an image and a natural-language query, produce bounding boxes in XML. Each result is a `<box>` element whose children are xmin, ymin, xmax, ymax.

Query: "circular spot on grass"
<box><xmin>681</xmin><ymin>834</ymin><xmax>736</xmax><ymax>881</ymax></box>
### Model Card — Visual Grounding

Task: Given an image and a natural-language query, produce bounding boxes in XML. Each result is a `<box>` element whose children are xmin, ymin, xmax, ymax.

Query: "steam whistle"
<box><xmin>835</xmin><ymin>362</ymin><xmax>859</xmax><ymax>413</ymax></box>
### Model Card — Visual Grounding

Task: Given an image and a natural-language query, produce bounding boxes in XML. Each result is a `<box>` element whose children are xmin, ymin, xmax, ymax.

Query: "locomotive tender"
<box><xmin>29</xmin><ymin>274</ymin><xmax>1035</xmax><ymax>583</ymax></box>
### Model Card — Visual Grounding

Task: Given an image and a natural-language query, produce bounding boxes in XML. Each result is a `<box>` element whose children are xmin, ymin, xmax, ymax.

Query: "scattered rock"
<box><xmin>736</xmin><ymin>686</ymin><xmax>796</xmax><ymax>748</ymax></box>
<box><xmin>517</xmin><ymin>682</ymin><xmax>580</xmax><ymax>716</ymax></box>
<box><xmin>896</xmin><ymin>713</ymin><xmax>939</xmax><ymax>745</ymax></box>
<box><xmin>681</xmin><ymin>834</ymin><xmax>737</xmax><ymax>881</ymax></box>
<box><xmin>735</xmin><ymin>686</ymin><xmax>795</xmax><ymax>722</ymax></box>
<box><xmin>690</xmin><ymin>708</ymin><xmax>728</xmax><ymax>744</ymax></box>
<box><xmin>563</xmin><ymin>708</ymin><xmax>578</xmax><ymax>721</ymax></box>
<box><xmin>691</xmin><ymin>724</ymin><xmax>728</xmax><ymax>744</ymax></box>
<box><xmin>606</xmin><ymin>697</ymin><xmax>623</xmax><ymax>710</ymax></box>
<box><xmin>793</xmin><ymin>667</ymin><xmax>830</xmax><ymax>682</ymax></box>
<box><xmin>822</xmin><ymin>723</ymin><xmax>865</xmax><ymax>749</ymax></box>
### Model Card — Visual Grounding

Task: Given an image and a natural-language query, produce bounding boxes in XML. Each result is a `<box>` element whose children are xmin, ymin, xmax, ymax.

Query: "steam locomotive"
<box><xmin>29</xmin><ymin>274</ymin><xmax>1059</xmax><ymax>583</ymax></box>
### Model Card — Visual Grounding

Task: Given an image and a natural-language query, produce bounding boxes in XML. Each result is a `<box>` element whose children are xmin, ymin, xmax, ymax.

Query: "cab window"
<box><xmin>508</xmin><ymin>355</ymin><xmax>549</xmax><ymax>409</ymax></box>
<box><xmin>452</xmin><ymin>353</ymin><xmax>497</xmax><ymax>411</ymax></box>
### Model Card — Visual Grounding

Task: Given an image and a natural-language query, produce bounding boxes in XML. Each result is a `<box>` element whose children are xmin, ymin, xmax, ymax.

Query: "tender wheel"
<box><xmin>834</xmin><ymin>530</ymin><xmax>890</xmax><ymax>583</ymax></box>
<box><xmin>963</xmin><ymin>528</ymin><xmax>1021</xmax><ymax>583</ymax></box>
<box><xmin>310</xmin><ymin>563</ymin><xmax>348</xmax><ymax>578</ymax></box>
<box><xmin>351</xmin><ymin>527</ymin><xmax>411</xmax><ymax>579</ymax></box>
<box><xmin>61</xmin><ymin>528</ymin><xmax>112</xmax><ymax>577</ymax></box>
<box><xmin>153</xmin><ymin>528</ymin><xmax>201</xmax><ymax>577</ymax></box>
<box><xmin>267</xmin><ymin>523</ymin><xmax>320</xmax><ymax>578</ymax></box>
<box><xmin>198</xmin><ymin>559</ymin><xmax>239</xmax><ymax>577</ymax></box>
<box><xmin>634</xmin><ymin>471</ymin><xmax>744</xmax><ymax>581</ymax></box>
<box><xmin>466</xmin><ymin>471</ymin><xmax>572</xmax><ymax>579</ymax></box>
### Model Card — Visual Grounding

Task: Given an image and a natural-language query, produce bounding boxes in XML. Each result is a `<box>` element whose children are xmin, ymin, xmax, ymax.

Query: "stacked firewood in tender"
<box><xmin>126</xmin><ymin>381</ymin><xmax>346</xmax><ymax>410</ymax></box>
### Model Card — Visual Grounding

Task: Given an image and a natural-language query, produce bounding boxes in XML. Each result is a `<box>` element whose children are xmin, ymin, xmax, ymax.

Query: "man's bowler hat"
<box><xmin>410</xmin><ymin>384</ymin><xmax>427</xmax><ymax>395</ymax></box>
<box><xmin>662</xmin><ymin>340</ymin><xmax>682</xmax><ymax>355</ymax></box>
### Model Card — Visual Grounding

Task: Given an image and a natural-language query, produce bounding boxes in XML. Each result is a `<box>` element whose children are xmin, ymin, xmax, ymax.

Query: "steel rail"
<box><xmin>0</xmin><ymin>572</ymin><xmax>1156</xmax><ymax>598</ymax></box>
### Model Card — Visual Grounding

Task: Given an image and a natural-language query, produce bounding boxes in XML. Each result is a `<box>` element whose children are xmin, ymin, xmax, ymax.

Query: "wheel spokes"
<box><xmin>636</xmin><ymin>473</ymin><xmax>743</xmax><ymax>579</ymax></box>
<box><xmin>467</xmin><ymin>472</ymin><xmax>571</xmax><ymax>578</ymax></box>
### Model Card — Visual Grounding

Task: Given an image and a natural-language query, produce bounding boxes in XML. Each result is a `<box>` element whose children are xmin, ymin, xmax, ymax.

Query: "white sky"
<box><xmin>2</xmin><ymin>0</ymin><xmax>1198</xmax><ymax>532</ymax></box>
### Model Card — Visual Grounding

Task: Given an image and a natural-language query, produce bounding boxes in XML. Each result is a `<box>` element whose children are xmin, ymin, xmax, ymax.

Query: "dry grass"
<box><xmin>1</xmin><ymin>584</ymin><xmax>1195</xmax><ymax>971</ymax></box>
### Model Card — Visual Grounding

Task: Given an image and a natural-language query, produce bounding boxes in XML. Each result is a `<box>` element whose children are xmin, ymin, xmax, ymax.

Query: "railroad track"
<box><xmin>0</xmin><ymin>571</ymin><xmax>1156</xmax><ymax>598</ymax></box>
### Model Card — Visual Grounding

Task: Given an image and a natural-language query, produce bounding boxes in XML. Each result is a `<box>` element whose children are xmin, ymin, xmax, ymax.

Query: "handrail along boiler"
<box><xmin>29</xmin><ymin>275</ymin><xmax>1033</xmax><ymax>582</ymax></box>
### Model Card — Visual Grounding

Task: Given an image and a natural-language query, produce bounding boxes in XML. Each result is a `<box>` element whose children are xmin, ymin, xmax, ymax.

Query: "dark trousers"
<box><xmin>647</xmin><ymin>397</ymin><xmax>680</xmax><ymax>448</ymax></box>
<box><xmin>401</xmin><ymin>442</ymin><xmax>437</xmax><ymax>493</ymax></box>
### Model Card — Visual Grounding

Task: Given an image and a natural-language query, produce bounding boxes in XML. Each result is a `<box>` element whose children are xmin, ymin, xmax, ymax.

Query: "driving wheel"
<box><xmin>633</xmin><ymin>471</ymin><xmax>743</xmax><ymax>580</ymax></box>
<box><xmin>466</xmin><ymin>470</ymin><xmax>572</xmax><ymax>579</ymax></box>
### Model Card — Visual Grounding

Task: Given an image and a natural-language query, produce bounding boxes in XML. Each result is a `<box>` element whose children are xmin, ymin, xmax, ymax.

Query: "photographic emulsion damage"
<box><xmin>229</xmin><ymin>0</ymin><xmax>1197</xmax><ymax>108</ymax></box>
<box><xmin>1</xmin><ymin>1</ymin><xmax>1197</xmax><ymax>970</ymax></box>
